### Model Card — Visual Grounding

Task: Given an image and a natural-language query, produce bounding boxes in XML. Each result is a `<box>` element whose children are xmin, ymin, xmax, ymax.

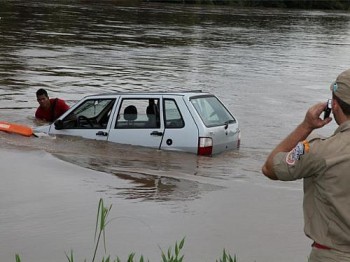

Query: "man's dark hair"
<box><xmin>36</xmin><ymin>88</ymin><xmax>48</xmax><ymax>97</ymax></box>
<box><xmin>333</xmin><ymin>93</ymin><xmax>350</xmax><ymax>115</ymax></box>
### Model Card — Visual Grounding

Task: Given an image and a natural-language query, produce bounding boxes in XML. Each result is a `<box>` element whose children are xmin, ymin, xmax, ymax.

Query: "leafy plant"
<box><xmin>161</xmin><ymin>238</ymin><xmax>185</xmax><ymax>262</ymax></box>
<box><xmin>63</xmin><ymin>198</ymin><xmax>113</xmax><ymax>262</ymax></box>
<box><xmin>93</xmin><ymin>198</ymin><xmax>113</xmax><ymax>261</ymax></box>
<box><xmin>65</xmin><ymin>250</ymin><xmax>75</xmax><ymax>262</ymax></box>
<box><xmin>15</xmin><ymin>199</ymin><xmax>239</xmax><ymax>262</ymax></box>
<box><xmin>216</xmin><ymin>249</ymin><xmax>237</xmax><ymax>262</ymax></box>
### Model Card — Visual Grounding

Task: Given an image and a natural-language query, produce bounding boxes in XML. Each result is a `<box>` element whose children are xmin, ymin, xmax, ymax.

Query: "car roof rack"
<box><xmin>184</xmin><ymin>90</ymin><xmax>202</xmax><ymax>93</ymax></box>
<box><xmin>87</xmin><ymin>90</ymin><xmax>205</xmax><ymax>97</ymax></box>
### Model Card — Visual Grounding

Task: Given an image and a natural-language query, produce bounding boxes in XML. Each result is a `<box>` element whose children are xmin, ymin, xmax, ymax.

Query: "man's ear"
<box><xmin>332</xmin><ymin>98</ymin><xmax>338</xmax><ymax>112</ymax></box>
<box><xmin>332</xmin><ymin>98</ymin><xmax>345</xmax><ymax>116</ymax></box>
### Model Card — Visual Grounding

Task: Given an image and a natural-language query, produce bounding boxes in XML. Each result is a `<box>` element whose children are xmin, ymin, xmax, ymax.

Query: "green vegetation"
<box><xmin>15</xmin><ymin>199</ymin><xmax>237</xmax><ymax>262</ymax></box>
<box><xmin>143</xmin><ymin>0</ymin><xmax>350</xmax><ymax>10</ymax></box>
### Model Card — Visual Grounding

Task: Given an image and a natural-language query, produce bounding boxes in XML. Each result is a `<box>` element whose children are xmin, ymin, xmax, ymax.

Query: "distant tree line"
<box><xmin>142</xmin><ymin>0</ymin><xmax>350</xmax><ymax>10</ymax></box>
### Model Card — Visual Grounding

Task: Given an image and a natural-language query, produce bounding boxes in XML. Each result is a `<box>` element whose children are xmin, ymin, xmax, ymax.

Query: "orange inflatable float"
<box><xmin>0</xmin><ymin>121</ymin><xmax>33</xmax><ymax>137</ymax></box>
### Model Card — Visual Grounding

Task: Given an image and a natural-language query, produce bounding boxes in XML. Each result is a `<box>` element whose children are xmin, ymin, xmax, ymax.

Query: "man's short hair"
<box><xmin>36</xmin><ymin>88</ymin><xmax>48</xmax><ymax>97</ymax></box>
<box><xmin>333</xmin><ymin>93</ymin><xmax>350</xmax><ymax>115</ymax></box>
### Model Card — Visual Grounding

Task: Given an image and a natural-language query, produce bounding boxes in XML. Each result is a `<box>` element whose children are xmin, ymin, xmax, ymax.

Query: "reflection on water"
<box><xmin>1</xmin><ymin>131</ymin><xmax>235</xmax><ymax>200</ymax></box>
<box><xmin>0</xmin><ymin>127</ymin><xmax>273</xmax><ymax>205</ymax></box>
<box><xmin>0</xmin><ymin>127</ymin><xmax>239</xmax><ymax>201</ymax></box>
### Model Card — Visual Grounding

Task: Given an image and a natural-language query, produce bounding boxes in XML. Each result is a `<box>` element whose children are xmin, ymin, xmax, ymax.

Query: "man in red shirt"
<box><xmin>35</xmin><ymin>88</ymin><xmax>70</xmax><ymax>122</ymax></box>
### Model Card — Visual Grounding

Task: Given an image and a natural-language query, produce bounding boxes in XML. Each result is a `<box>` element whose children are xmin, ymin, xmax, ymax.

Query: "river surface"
<box><xmin>1</xmin><ymin>1</ymin><xmax>350</xmax><ymax>261</ymax></box>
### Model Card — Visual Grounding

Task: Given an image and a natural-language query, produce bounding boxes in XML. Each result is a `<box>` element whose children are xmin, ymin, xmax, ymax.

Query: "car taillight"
<box><xmin>198</xmin><ymin>137</ymin><xmax>213</xmax><ymax>156</ymax></box>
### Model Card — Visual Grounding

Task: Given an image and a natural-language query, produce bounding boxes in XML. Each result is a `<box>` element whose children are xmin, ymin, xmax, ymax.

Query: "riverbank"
<box><xmin>143</xmin><ymin>0</ymin><xmax>350</xmax><ymax>10</ymax></box>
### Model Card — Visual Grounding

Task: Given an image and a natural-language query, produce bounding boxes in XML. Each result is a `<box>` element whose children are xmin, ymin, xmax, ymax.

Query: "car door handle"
<box><xmin>150</xmin><ymin>131</ymin><xmax>163</xmax><ymax>136</ymax></box>
<box><xmin>96</xmin><ymin>131</ymin><xmax>108</xmax><ymax>136</ymax></box>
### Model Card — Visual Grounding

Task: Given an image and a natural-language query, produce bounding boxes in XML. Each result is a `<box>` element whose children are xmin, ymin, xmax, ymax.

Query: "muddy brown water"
<box><xmin>1</xmin><ymin>1</ymin><xmax>349</xmax><ymax>261</ymax></box>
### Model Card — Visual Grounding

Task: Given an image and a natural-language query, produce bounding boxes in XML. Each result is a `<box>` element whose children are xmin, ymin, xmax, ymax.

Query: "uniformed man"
<box><xmin>262</xmin><ymin>68</ymin><xmax>350</xmax><ymax>261</ymax></box>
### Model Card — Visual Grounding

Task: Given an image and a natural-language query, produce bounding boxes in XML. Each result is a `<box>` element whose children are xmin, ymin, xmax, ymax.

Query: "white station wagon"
<box><xmin>35</xmin><ymin>91</ymin><xmax>241</xmax><ymax>156</ymax></box>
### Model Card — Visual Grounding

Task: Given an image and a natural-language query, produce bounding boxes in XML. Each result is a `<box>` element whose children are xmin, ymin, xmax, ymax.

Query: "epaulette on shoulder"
<box><xmin>307</xmin><ymin>133</ymin><xmax>328</xmax><ymax>142</ymax></box>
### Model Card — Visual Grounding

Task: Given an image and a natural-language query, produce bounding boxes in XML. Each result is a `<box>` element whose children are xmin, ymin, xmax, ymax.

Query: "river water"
<box><xmin>1</xmin><ymin>1</ymin><xmax>350</xmax><ymax>261</ymax></box>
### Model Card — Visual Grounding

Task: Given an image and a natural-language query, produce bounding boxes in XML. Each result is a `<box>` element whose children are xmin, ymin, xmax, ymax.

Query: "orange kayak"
<box><xmin>0</xmin><ymin>121</ymin><xmax>33</xmax><ymax>137</ymax></box>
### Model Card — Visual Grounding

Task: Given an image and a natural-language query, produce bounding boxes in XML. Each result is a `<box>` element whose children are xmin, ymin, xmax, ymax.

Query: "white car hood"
<box><xmin>33</xmin><ymin>124</ymin><xmax>51</xmax><ymax>134</ymax></box>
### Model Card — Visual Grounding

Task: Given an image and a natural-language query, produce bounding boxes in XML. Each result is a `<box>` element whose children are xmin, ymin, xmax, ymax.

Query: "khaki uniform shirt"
<box><xmin>273</xmin><ymin>120</ymin><xmax>350</xmax><ymax>252</ymax></box>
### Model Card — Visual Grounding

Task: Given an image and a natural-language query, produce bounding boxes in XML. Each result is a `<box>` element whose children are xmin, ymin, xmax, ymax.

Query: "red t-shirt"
<box><xmin>35</xmin><ymin>98</ymin><xmax>70</xmax><ymax>122</ymax></box>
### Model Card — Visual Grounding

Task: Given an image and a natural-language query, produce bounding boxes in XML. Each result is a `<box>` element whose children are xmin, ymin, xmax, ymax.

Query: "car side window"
<box><xmin>164</xmin><ymin>99</ymin><xmax>184</xmax><ymax>128</ymax></box>
<box><xmin>59</xmin><ymin>98</ymin><xmax>115</xmax><ymax>129</ymax></box>
<box><xmin>115</xmin><ymin>98</ymin><xmax>160</xmax><ymax>129</ymax></box>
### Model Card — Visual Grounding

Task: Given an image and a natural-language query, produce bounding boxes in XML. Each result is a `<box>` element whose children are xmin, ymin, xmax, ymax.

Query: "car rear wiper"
<box><xmin>224</xmin><ymin>120</ymin><xmax>235</xmax><ymax>129</ymax></box>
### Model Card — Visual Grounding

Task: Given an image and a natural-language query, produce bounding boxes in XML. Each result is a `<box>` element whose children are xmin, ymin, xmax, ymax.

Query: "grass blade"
<box><xmin>15</xmin><ymin>254</ymin><xmax>21</xmax><ymax>262</ymax></box>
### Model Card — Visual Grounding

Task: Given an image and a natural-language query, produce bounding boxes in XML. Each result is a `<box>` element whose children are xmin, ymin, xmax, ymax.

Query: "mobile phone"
<box><xmin>323</xmin><ymin>99</ymin><xmax>332</xmax><ymax>120</ymax></box>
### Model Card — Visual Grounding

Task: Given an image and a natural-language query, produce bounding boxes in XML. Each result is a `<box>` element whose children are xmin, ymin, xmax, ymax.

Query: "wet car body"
<box><xmin>35</xmin><ymin>91</ymin><xmax>241</xmax><ymax>156</ymax></box>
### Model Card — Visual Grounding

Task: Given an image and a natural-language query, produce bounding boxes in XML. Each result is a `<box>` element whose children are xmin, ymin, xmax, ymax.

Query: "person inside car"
<box><xmin>146</xmin><ymin>98</ymin><xmax>160</xmax><ymax>128</ymax></box>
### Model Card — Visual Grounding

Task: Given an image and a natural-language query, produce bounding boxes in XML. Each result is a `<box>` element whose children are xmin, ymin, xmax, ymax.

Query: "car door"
<box><xmin>51</xmin><ymin>96</ymin><xmax>118</xmax><ymax>141</ymax></box>
<box><xmin>160</xmin><ymin>96</ymin><xmax>199</xmax><ymax>153</ymax></box>
<box><xmin>107</xmin><ymin>95</ymin><xmax>165</xmax><ymax>148</ymax></box>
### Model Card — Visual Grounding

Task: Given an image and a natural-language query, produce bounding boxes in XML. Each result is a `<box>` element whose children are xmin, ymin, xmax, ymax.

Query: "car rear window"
<box><xmin>190</xmin><ymin>96</ymin><xmax>236</xmax><ymax>127</ymax></box>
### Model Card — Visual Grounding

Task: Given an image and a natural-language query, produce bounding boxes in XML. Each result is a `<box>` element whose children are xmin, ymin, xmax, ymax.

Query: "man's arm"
<box><xmin>262</xmin><ymin>102</ymin><xmax>332</xmax><ymax>180</ymax></box>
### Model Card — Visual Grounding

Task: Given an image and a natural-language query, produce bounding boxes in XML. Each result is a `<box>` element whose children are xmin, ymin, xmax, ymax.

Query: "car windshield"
<box><xmin>57</xmin><ymin>98</ymin><xmax>115</xmax><ymax>129</ymax></box>
<box><xmin>190</xmin><ymin>95</ymin><xmax>236</xmax><ymax>127</ymax></box>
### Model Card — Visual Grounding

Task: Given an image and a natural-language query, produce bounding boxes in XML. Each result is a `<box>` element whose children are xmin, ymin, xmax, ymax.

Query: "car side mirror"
<box><xmin>54</xmin><ymin>119</ymin><xmax>64</xmax><ymax>130</ymax></box>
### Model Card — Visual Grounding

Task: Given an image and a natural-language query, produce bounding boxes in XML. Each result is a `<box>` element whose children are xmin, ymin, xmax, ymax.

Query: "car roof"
<box><xmin>83</xmin><ymin>90</ymin><xmax>214</xmax><ymax>99</ymax></box>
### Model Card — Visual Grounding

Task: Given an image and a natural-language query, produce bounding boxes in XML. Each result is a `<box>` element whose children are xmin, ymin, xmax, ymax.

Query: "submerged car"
<box><xmin>34</xmin><ymin>91</ymin><xmax>241</xmax><ymax>156</ymax></box>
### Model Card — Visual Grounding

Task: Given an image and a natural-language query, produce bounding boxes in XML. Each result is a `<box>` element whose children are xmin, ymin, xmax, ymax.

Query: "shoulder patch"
<box><xmin>285</xmin><ymin>140</ymin><xmax>310</xmax><ymax>166</ymax></box>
